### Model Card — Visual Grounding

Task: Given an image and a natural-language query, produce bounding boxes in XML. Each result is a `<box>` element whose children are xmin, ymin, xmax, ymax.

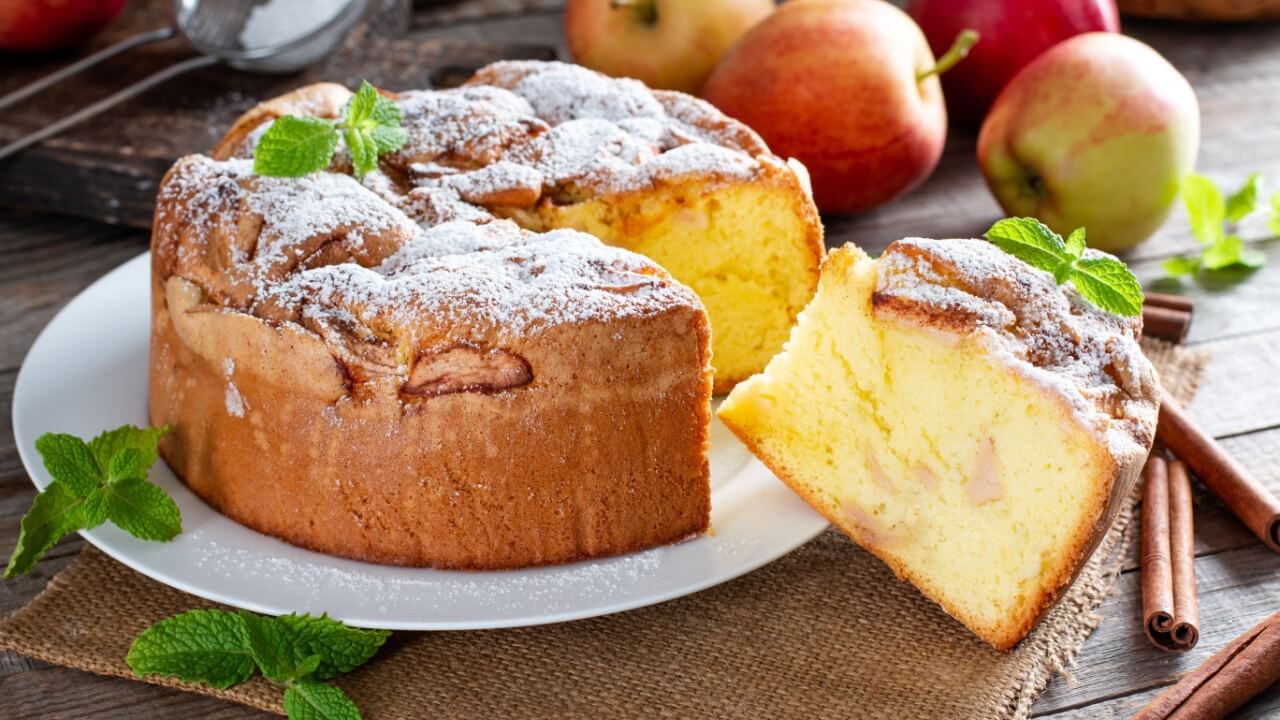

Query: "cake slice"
<box><xmin>718</xmin><ymin>239</ymin><xmax>1159</xmax><ymax>650</ymax></box>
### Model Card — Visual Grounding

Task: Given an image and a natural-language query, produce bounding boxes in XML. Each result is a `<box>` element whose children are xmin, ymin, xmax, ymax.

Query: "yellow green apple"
<box><xmin>978</xmin><ymin>32</ymin><xmax>1200</xmax><ymax>253</ymax></box>
<box><xmin>564</xmin><ymin>0</ymin><xmax>776</xmax><ymax>94</ymax></box>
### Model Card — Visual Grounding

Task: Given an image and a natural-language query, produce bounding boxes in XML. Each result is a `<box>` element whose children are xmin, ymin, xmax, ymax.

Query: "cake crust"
<box><xmin>149</xmin><ymin>68</ymin><xmax>723</xmax><ymax>568</ymax></box>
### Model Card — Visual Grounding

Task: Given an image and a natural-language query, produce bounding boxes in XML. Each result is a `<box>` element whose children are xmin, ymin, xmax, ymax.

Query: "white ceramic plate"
<box><xmin>12</xmin><ymin>253</ymin><xmax>828</xmax><ymax>630</ymax></box>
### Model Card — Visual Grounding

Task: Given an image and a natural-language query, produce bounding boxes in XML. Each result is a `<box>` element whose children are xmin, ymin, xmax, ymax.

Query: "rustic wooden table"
<box><xmin>2</xmin><ymin>7</ymin><xmax>1280</xmax><ymax>719</ymax></box>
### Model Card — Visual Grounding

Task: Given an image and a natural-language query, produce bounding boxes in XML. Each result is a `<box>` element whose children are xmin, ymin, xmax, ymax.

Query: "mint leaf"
<box><xmin>88</xmin><ymin>425</ymin><xmax>168</xmax><ymax>472</ymax></box>
<box><xmin>1181</xmin><ymin>173</ymin><xmax>1225</xmax><ymax>246</ymax></box>
<box><xmin>255</xmin><ymin>116</ymin><xmax>339</xmax><ymax>178</ymax></box>
<box><xmin>127</xmin><ymin>609</ymin><xmax>255</xmax><ymax>689</ymax></box>
<box><xmin>4</xmin><ymin>482</ymin><xmax>86</xmax><ymax>578</ymax></box>
<box><xmin>368</xmin><ymin>122</ymin><xmax>407</xmax><ymax>155</ymax></box>
<box><xmin>80</xmin><ymin>486</ymin><xmax>111</xmax><ymax>529</ymax></box>
<box><xmin>1270</xmin><ymin>191</ymin><xmax>1280</xmax><ymax>237</ymax></box>
<box><xmin>104</xmin><ymin>477</ymin><xmax>182</xmax><ymax>541</ymax></box>
<box><xmin>1163</xmin><ymin>256</ymin><xmax>1200</xmax><ymax>277</ymax></box>
<box><xmin>240</xmin><ymin>611</ymin><xmax>316</xmax><ymax>683</ymax></box>
<box><xmin>284</xmin><ymin>681</ymin><xmax>362</xmax><ymax>720</ymax></box>
<box><xmin>1225</xmin><ymin>172</ymin><xmax>1260</xmax><ymax>222</ymax></box>
<box><xmin>35</xmin><ymin>433</ymin><xmax>102</xmax><ymax>495</ymax></box>
<box><xmin>276</xmin><ymin>614</ymin><xmax>389</xmax><ymax>681</ymax></box>
<box><xmin>107</xmin><ymin>447</ymin><xmax>149</xmax><ymax>483</ymax></box>
<box><xmin>1064</xmin><ymin>227</ymin><xmax>1086</xmax><ymax>259</ymax></box>
<box><xmin>1202</xmin><ymin>234</ymin><xmax>1245</xmax><ymax>270</ymax></box>
<box><xmin>343</xmin><ymin>127</ymin><xmax>379</xmax><ymax>179</ymax></box>
<box><xmin>338</xmin><ymin>81</ymin><xmax>405</xmax><ymax>178</ymax></box>
<box><xmin>1070</xmin><ymin>257</ymin><xmax>1144</xmax><ymax>317</ymax></box>
<box><xmin>341</xmin><ymin>81</ymin><xmax>379</xmax><ymax>132</ymax></box>
<box><xmin>983</xmin><ymin>217</ymin><xmax>1070</xmax><ymax>273</ymax></box>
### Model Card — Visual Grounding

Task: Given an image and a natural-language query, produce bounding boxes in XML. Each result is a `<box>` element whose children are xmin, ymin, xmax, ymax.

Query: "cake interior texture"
<box><xmin>718</xmin><ymin>241</ymin><xmax>1158</xmax><ymax>650</ymax></box>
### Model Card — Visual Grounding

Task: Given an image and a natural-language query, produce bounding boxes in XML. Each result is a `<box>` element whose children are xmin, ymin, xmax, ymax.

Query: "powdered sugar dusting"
<box><xmin>874</xmin><ymin>237</ymin><xmax>1159</xmax><ymax>456</ymax></box>
<box><xmin>222</xmin><ymin>358</ymin><xmax>246</xmax><ymax>418</ymax></box>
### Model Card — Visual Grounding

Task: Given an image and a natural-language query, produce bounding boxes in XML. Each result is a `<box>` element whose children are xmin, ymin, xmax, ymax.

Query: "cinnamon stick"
<box><xmin>1142</xmin><ymin>456</ymin><xmax>1176</xmax><ymax>646</ymax></box>
<box><xmin>1168</xmin><ymin>460</ymin><xmax>1199</xmax><ymax>650</ymax></box>
<box><xmin>1145</xmin><ymin>291</ymin><xmax>1196</xmax><ymax>314</ymax></box>
<box><xmin>1142</xmin><ymin>305</ymin><xmax>1193</xmax><ymax>344</ymax></box>
<box><xmin>1134</xmin><ymin>610</ymin><xmax>1280</xmax><ymax>720</ymax></box>
<box><xmin>1157</xmin><ymin>388</ymin><xmax>1280</xmax><ymax>554</ymax></box>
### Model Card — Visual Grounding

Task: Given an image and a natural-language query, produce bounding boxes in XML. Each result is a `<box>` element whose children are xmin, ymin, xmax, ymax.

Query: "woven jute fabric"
<box><xmin>0</xmin><ymin>340</ymin><xmax>1206</xmax><ymax>719</ymax></box>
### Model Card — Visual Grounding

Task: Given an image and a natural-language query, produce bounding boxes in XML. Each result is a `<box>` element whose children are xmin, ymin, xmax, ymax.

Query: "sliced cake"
<box><xmin>717</xmin><ymin>239</ymin><xmax>1159</xmax><ymax>650</ymax></box>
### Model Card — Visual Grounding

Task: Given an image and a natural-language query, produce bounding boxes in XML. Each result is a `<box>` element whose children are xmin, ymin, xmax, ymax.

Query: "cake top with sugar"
<box><xmin>873</xmin><ymin>237</ymin><xmax>1159</xmax><ymax>456</ymax></box>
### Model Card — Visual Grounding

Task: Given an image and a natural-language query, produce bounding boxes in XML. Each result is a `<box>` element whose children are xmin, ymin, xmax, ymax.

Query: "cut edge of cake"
<box><xmin>719</xmin><ymin>241</ymin><xmax>1158</xmax><ymax>650</ymax></box>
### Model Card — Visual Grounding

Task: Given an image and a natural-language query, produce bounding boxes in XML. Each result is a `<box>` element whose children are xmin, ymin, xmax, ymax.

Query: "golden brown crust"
<box><xmin>150</xmin><ymin>63</ymin><xmax>727</xmax><ymax>570</ymax></box>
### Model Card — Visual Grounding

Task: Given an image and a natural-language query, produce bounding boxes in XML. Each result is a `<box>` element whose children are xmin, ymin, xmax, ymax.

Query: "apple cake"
<box><xmin>149</xmin><ymin>155</ymin><xmax>713</xmax><ymax>569</ymax></box>
<box><xmin>717</xmin><ymin>239</ymin><xmax>1159</xmax><ymax>650</ymax></box>
<box><xmin>212</xmin><ymin>61</ymin><xmax>824</xmax><ymax>393</ymax></box>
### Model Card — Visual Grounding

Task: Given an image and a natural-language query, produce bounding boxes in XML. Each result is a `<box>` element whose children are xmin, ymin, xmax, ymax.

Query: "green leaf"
<box><xmin>983</xmin><ymin>217</ymin><xmax>1071</xmax><ymax>274</ymax></box>
<box><xmin>254</xmin><ymin>116</ymin><xmax>339</xmax><ymax>178</ymax></box>
<box><xmin>35</xmin><ymin>433</ymin><xmax>102</xmax><ymax>495</ymax></box>
<box><xmin>1202</xmin><ymin>234</ymin><xmax>1245</xmax><ymax>270</ymax></box>
<box><xmin>4</xmin><ymin>482</ymin><xmax>87</xmax><ymax>578</ymax></box>
<box><xmin>127</xmin><ymin>609</ymin><xmax>255</xmax><ymax>689</ymax></box>
<box><xmin>80</xmin><ymin>486</ymin><xmax>111</xmax><ymax>529</ymax></box>
<box><xmin>1225</xmin><ymin>172</ymin><xmax>1260</xmax><ymax>223</ymax></box>
<box><xmin>284</xmin><ymin>681</ymin><xmax>363</xmax><ymax>720</ymax></box>
<box><xmin>1270</xmin><ymin>191</ymin><xmax>1280</xmax><ymax>237</ymax></box>
<box><xmin>107</xmin><ymin>447</ymin><xmax>149</xmax><ymax>483</ymax></box>
<box><xmin>341</xmin><ymin>81</ymin><xmax>379</xmax><ymax>132</ymax></box>
<box><xmin>1238</xmin><ymin>246</ymin><xmax>1267</xmax><ymax>269</ymax></box>
<box><xmin>343</xmin><ymin>127</ymin><xmax>378</xmax><ymax>179</ymax></box>
<box><xmin>1070</xmin><ymin>257</ymin><xmax>1144</xmax><ymax>317</ymax></box>
<box><xmin>1181</xmin><ymin>173</ymin><xmax>1225</xmax><ymax>246</ymax></box>
<box><xmin>104</xmin><ymin>477</ymin><xmax>182</xmax><ymax>541</ymax></box>
<box><xmin>1064</xmin><ymin>227</ymin><xmax>1086</xmax><ymax>259</ymax></box>
<box><xmin>368</xmin><ymin>122</ymin><xmax>407</xmax><ymax>155</ymax></box>
<box><xmin>88</xmin><ymin>425</ymin><xmax>169</xmax><ymax>474</ymax></box>
<box><xmin>275</xmin><ymin>614</ymin><xmax>390</xmax><ymax>681</ymax></box>
<box><xmin>240</xmin><ymin>611</ymin><xmax>317</xmax><ymax>683</ymax></box>
<box><xmin>1162</xmin><ymin>255</ymin><xmax>1200</xmax><ymax>277</ymax></box>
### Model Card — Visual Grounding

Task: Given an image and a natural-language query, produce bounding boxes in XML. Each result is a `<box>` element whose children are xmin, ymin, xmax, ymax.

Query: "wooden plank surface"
<box><xmin>2</xmin><ymin>5</ymin><xmax>1280</xmax><ymax>720</ymax></box>
<box><xmin>0</xmin><ymin>0</ymin><xmax>555</xmax><ymax>228</ymax></box>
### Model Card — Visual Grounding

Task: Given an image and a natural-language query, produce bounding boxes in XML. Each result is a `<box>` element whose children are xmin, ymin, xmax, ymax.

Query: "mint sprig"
<box><xmin>1164</xmin><ymin>172</ymin><xmax>1269</xmax><ymax>277</ymax></box>
<box><xmin>128</xmin><ymin>610</ymin><xmax>388</xmax><ymax>720</ymax></box>
<box><xmin>984</xmin><ymin>217</ymin><xmax>1144</xmax><ymax>317</ymax></box>
<box><xmin>254</xmin><ymin>80</ymin><xmax>406</xmax><ymax>180</ymax></box>
<box><xmin>5</xmin><ymin>425</ymin><xmax>179</xmax><ymax>578</ymax></box>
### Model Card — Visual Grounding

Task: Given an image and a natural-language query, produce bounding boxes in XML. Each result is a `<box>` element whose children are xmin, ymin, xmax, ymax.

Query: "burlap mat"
<box><xmin>0</xmin><ymin>339</ymin><xmax>1206</xmax><ymax>719</ymax></box>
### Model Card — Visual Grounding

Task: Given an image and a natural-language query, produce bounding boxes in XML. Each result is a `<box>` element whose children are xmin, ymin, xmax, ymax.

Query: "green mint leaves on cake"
<box><xmin>984</xmin><ymin>217</ymin><xmax>1144</xmax><ymax>317</ymax></box>
<box><xmin>1163</xmin><ymin>172</ymin><xmax>1270</xmax><ymax>277</ymax></box>
<box><xmin>4</xmin><ymin>425</ymin><xmax>179</xmax><ymax>579</ymax></box>
<box><xmin>254</xmin><ymin>80</ymin><xmax>407</xmax><ymax>180</ymax></box>
<box><xmin>128</xmin><ymin>610</ymin><xmax>389</xmax><ymax>720</ymax></box>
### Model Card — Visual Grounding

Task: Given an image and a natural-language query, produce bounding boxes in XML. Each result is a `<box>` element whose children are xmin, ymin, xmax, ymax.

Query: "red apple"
<box><xmin>564</xmin><ymin>0</ymin><xmax>775</xmax><ymax>94</ymax></box>
<box><xmin>703</xmin><ymin>0</ymin><xmax>970</xmax><ymax>214</ymax></box>
<box><xmin>908</xmin><ymin>0</ymin><xmax>1119</xmax><ymax>128</ymax></box>
<box><xmin>0</xmin><ymin>0</ymin><xmax>127</xmax><ymax>53</ymax></box>
<box><xmin>978</xmin><ymin>33</ymin><xmax>1200</xmax><ymax>253</ymax></box>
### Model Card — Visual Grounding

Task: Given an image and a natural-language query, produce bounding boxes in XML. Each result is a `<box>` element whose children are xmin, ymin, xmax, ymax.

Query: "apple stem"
<box><xmin>610</xmin><ymin>0</ymin><xmax>658</xmax><ymax>25</ymax></box>
<box><xmin>917</xmin><ymin>29</ymin><xmax>980</xmax><ymax>82</ymax></box>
